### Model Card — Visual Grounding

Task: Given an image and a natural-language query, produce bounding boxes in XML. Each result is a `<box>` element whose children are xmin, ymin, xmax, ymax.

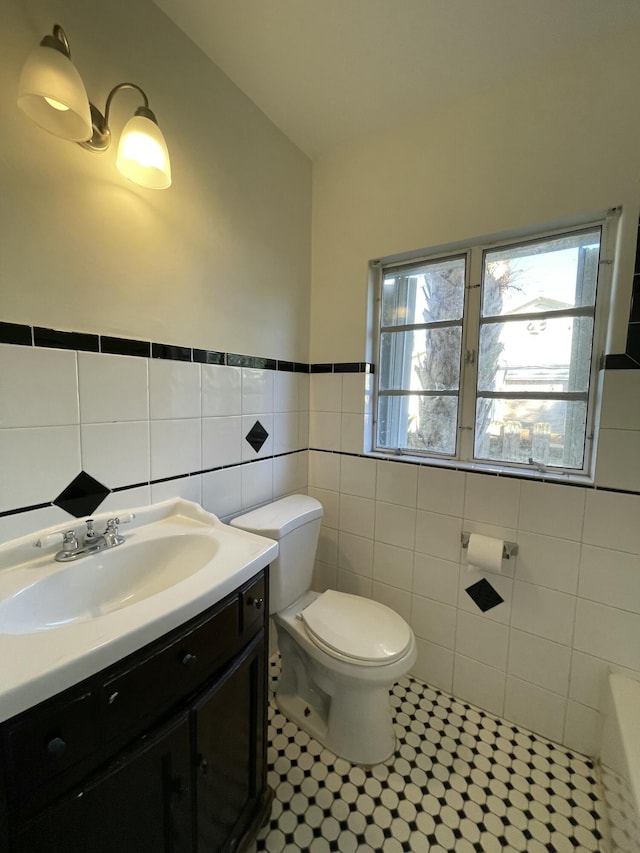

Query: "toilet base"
<box><xmin>273</xmin><ymin>612</ymin><xmax>416</xmax><ymax>766</ymax></box>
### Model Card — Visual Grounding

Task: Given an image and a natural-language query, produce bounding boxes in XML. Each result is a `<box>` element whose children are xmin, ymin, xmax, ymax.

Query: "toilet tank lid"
<box><xmin>230</xmin><ymin>495</ymin><xmax>323</xmax><ymax>538</ymax></box>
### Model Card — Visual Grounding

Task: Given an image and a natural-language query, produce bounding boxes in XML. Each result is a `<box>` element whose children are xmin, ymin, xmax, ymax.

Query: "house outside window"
<box><xmin>372</xmin><ymin>215</ymin><xmax>616</xmax><ymax>479</ymax></box>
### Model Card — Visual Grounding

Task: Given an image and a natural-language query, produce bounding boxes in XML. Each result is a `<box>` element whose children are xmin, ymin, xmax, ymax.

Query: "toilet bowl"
<box><xmin>231</xmin><ymin>495</ymin><xmax>417</xmax><ymax>765</ymax></box>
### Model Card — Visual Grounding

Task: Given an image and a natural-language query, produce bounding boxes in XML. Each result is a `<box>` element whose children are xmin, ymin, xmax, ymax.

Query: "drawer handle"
<box><xmin>248</xmin><ymin>596</ymin><xmax>264</xmax><ymax>611</ymax></box>
<box><xmin>47</xmin><ymin>737</ymin><xmax>67</xmax><ymax>758</ymax></box>
<box><xmin>181</xmin><ymin>653</ymin><xmax>198</xmax><ymax>668</ymax></box>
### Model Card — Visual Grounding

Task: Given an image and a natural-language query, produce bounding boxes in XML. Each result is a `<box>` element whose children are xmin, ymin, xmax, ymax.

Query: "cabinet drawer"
<box><xmin>4</xmin><ymin>689</ymin><xmax>98</xmax><ymax>801</ymax></box>
<box><xmin>241</xmin><ymin>574</ymin><xmax>267</xmax><ymax>637</ymax></box>
<box><xmin>101</xmin><ymin>595</ymin><xmax>239</xmax><ymax>741</ymax></box>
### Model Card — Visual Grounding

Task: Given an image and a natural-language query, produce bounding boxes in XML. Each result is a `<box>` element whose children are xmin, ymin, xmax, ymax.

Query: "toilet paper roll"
<box><xmin>467</xmin><ymin>533</ymin><xmax>504</xmax><ymax>573</ymax></box>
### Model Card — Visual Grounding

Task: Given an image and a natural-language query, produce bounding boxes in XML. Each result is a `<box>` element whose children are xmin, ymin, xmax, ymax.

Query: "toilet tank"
<box><xmin>230</xmin><ymin>495</ymin><xmax>323</xmax><ymax>614</ymax></box>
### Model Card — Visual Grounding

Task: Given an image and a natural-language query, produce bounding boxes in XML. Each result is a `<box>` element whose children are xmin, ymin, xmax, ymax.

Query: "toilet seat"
<box><xmin>301</xmin><ymin>590</ymin><xmax>412</xmax><ymax>664</ymax></box>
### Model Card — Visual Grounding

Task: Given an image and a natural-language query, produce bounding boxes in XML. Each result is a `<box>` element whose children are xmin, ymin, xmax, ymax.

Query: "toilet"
<box><xmin>231</xmin><ymin>494</ymin><xmax>417</xmax><ymax>765</ymax></box>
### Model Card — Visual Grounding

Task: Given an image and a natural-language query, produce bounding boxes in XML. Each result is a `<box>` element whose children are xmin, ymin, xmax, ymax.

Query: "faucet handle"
<box><xmin>104</xmin><ymin>512</ymin><xmax>135</xmax><ymax>532</ymax></box>
<box><xmin>33</xmin><ymin>529</ymin><xmax>78</xmax><ymax>550</ymax></box>
<box><xmin>61</xmin><ymin>530</ymin><xmax>80</xmax><ymax>553</ymax></box>
<box><xmin>34</xmin><ymin>530</ymin><xmax>64</xmax><ymax>549</ymax></box>
<box><xmin>84</xmin><ymin>518</ymin><xmax>99</xmax><ymax>539</ymax></box>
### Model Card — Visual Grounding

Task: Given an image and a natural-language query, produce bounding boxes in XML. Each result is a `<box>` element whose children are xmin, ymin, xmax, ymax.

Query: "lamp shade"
<box><xmin>17</xmin><ymin>44</ymin><xmax>92</xmax><ymax>142</ymax></box>
<box><xmin>116</xmin><ymin>114</ymin><xmax>171</xmax><ymax>189</ymax></box>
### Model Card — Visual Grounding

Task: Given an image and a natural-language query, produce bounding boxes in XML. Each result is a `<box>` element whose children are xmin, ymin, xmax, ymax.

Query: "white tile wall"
<box><xmin>574</xmin><ymin>599</ymin><xmax>640</xmax><ymax>670</ymax></box>
<box><xmin>149</xmin><ymin>359</ymin><xmax>201</xmax><ymax>419</ymax></box>
<box><xmin>81</xmin><ymin>422</ymin><xmax>150</xmax><ymax>487</ymax></box>
<box><xmin>338</xmin><ymin>531</ymin><xmax>374</xmax><ymax>578</ymax></box>
<box><xmin>3</xmin><ymin>336</ymin><xmax>639</xmax><ymax>759</ymax></box>
<box><xmin>504</xmin><ymin>677</ymin><xmax>566</xmax><ymax>743</ymax></box>
<box><xmin>202</xmin><ymin>417</ymin><xmax>243</xmax><ymax>468</ymax></box>
<box><xmin>583</xmin><ymin>489</ymin><xmax>640</xmax><ymax>554</ymax></box>
<box><xmin>0</xmin><ymin>346</ymin><xmax>307</xmax><ymax>538</ymax></box>
<box><xmin>599</xmin><ymin>369</ymin><xmax>640</xmax><ymax>429</ymax></box>
<box><xmin>507</xmin><ymin>629</ymin><xmax>571</xmax><ymax>695</ymax></box>
<box><xmin>519</xmin><ymin>480</ymin><xmax>586</xmax><ymax>541</ymax></box>
<box><xmin>455</xmin><ymin>611</ymin><xmax>509</xmax><ymax>670</ymax></box>
<box><xmin>201</xmin><ymin>364</ymin><xmax>241</xmax><ymax>417</ymax></box>
<box><xmin>417</xmin><ymin>466</ymin><xmax>465</xmax><ymax>516</ymax></box>
<box><xmin>578</xmin><ymin>544</ymin><xmax>640</xmax><ymax>613</ymax></box>
<box><xmin>339</xmin><ymin>455</ymin><xmax>376</xmax><ymax>497</ymax></box>
<box><xmin>376</xmin><ymin>460</ymin><xmax>418</xmax><ymax>507</ymax></box>
<box><xmin>78</xmin><ymin>352</ymin><xmax>149</xmax><ymax>424</ymax></box>
<box><xmin>308</xmin><ymin>450</ymin><xmax>340</xmax><ymax>492</ymax></box>
<box><xmin>0</xmin><ymin>345</ymin><xmax>79</xmax><ymax>427</ymax></box>
<box><xmin>150</xmin><ymin>418</ymin><xmax>201</xmax><ymax>480</ymax></box>
<box><xmin>453</xmin><ymin>655</ymin><xmax>505</xmax><ymax>716</ymax></box>
<box><xmin>0</xmin><ymin>425</ymin><xmax>81</xmax><ymax>512</ymax></box>
<box><xmin>413</xmin><ymin>638</ymin><xmax>454</xmax><ymax>691</ymax></box>
<box><xmin>241</xmin><ymin>367</ymin><xmax>274</xmax><ymax>415</ymax></box>
<box><xmin>373</xmin><ymin>542</ymin><xmax>414</xmax><ymax>591</ymax></box>
<box><xmin>464</xmin><ymin>474</ymin><xmax>521</xmax><ymax>528</ymax></box>
<box><xmin>412</xmin><ymin>553</ymin><xmax>459</xmax><ymax>605</ymax></box>
<box><xmin>307</xmin><ymin>432</ymin><xmax>639</xmax><ymax>754</ymax></box>
<box><xmin>595</xmin><ymin>429</ymin><xmax>640</xmax><ymax>491</ymax></box>
<box><xmin>510</xmin><ymin>581</ymin><xmax>576</xmax><ymax>646</ymax></box>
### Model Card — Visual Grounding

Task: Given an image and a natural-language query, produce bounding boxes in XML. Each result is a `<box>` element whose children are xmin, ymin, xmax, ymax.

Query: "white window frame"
<box><xmin>370</xmin><ymin>212</ymin><xmax>618</xmax><ymax>481</ymax></box>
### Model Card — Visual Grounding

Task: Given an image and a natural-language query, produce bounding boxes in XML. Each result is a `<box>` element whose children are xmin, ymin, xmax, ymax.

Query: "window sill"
<box><xmin>365</xmin><ymin>450</ymin><xmax>595</xmax><ymax>487</ymax></box>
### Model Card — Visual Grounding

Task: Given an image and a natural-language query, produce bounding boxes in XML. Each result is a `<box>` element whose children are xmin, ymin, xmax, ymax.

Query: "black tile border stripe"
<box><xmin>3</xmin><ymin>439</ymin><xmax>639</xmax><ymax>520</ymax></box>
<box><xmin>0</xmin><ymin>321</ymin><xmax>378</xmax><ymax>374</ymax></box>
<box><xmin>102</xmin><ymin>336</ymin><xmax>151</xmax><ymax>358</ymax></box>
<box><xmin>0</xmin><ymin>321</ymin><xmax>32</xmax><ymax>346</ymax></box>
<box><xmin>34</xmin><ymin>327</ymin><xmax>99</xmax><ymax>352</ymax></box>
<box><xmin>0</xmin><ymin>451</ymin><xmax>308</xmax><ymax>519</ymax></box>
<box><xmin>2</xmin><ymin>218</ymin><xmax>639</xmax><ymax>370</ymax></box>
<box><xmin>307</xmin><ymin>448</ymin><xmax>640</xmax><ymax>496</ymax></box>
<box><xmin>604</xmin><ymin>353</ymin><xmax>640</xmax><ymax>369</ymax></box>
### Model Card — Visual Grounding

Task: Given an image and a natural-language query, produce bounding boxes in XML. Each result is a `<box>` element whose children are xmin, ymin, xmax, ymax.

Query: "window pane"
<box><xmin>482</xmin><ymin>229</ymin><xmax>600</xmax><ymax>318</ymax></box>
<box><xmin>377</xmin><ymin>394</ymin><xmax>458</xmax><ymax>455</ymax></box>
<box><xmin>474</xmin><ymin>398</ymin><xmax>588</xmax><ymax>469</ymax></box>
<box><xmin>478</xmin><ymin>316</ymin><xmax>594</xmax><ymax>394</ymax></box>
<box><xmin>379</xmin><ymin>328</ymin><xmax>462</xmax><ymax>392</ymax></box>
<box><xmin>382</xmin><ymin>256</ymin><xmax>465</xmax><ymax>327</ymax></box>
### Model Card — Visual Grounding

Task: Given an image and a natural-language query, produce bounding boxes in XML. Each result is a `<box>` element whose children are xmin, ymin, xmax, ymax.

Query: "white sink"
<box><xmin>0</xmin><ymin>533</ymin><xmax>220</xmax><ymax>634</ymax></box>
<box><xmin>0</xmin><ymin>498</ymin><xmax>278</xmax><ymax>722</ymax></box>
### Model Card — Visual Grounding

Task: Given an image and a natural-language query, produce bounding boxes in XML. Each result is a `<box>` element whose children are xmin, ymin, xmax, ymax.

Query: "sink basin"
<box><xmin>0</xmin><ymin>533</ymin><xmax>219</xmax><ymax>634</ymax></box>
<box><xmin>0</xmin><ymin>498</ymin><xmax>278</xmax><ymax>723</ymax></box>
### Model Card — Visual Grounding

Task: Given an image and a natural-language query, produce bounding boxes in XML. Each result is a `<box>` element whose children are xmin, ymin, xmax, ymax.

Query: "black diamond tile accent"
<box><xmin>465</xmin><ymin>578</ymin><xmax>504</xmax><ymax>612</ymax></box>
<box><xmin>245</xmin><ymin>420</ymin><xmax>269</xmax><ymax>453</ymax></box>
<box><xmin>53</xmin><ymin>471</ymin><xmax>110</xmax><ymax>518</ymax></box>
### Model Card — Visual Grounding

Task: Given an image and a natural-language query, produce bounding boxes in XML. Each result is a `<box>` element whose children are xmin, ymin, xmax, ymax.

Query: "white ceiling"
<box><xmin>154</xmin><ymin>0</ymin><xmax>640</xmax><ymax>159</ymax></box>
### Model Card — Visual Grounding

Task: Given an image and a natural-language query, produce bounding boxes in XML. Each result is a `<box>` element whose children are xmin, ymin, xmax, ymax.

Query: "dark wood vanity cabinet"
<box><xmin>0</xmin><ymin>569</ymin><xmax>271</xmax><ymax>853</ymax></box>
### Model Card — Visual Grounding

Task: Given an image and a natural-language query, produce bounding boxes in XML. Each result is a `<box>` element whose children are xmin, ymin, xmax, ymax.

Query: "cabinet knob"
<box><xmin>248</xmin><ymin>596</ymin><xmax>264</xmax><ymax>610</ymax></box>
<box><xmin>181</xmin><ymin>652</ymin><xmax>198</xmax><ymax>668</ymax></box>
<box><xmin>47</xmin><ymin>736</ymin><xmax>67</xmax><ymax>758</ymax></box>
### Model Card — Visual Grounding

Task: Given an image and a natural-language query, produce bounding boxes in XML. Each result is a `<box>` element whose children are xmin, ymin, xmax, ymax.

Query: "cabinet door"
<box><xmin>12</xmin><ymin>711</ymin><xmax>192</xmax><ymax>853</ymax></box>
<box><xmin>193</xmin><ymin>631</ymin><xmax>266</xmax><ymax>853</ymax></box>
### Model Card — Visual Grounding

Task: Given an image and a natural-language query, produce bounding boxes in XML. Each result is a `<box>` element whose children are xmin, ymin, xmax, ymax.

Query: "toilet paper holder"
<box><xmin>461</xmin><ymin>532</ymin><xmax>518</xmax><ymax>560</ymax></box>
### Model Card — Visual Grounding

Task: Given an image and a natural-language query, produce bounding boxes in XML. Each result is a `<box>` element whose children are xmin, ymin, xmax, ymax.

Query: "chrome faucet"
<box><xmin>34</xmin><ymin>514</ymin><xmax>135</xmax><ymax>562</ymax></box>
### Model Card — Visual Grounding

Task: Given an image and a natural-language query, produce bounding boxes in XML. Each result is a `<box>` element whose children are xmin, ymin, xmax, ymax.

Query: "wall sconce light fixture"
<box><xmin>17</xmin><ymin>24</ymin><xmax>171</xmax><ymax>189</ymax></box>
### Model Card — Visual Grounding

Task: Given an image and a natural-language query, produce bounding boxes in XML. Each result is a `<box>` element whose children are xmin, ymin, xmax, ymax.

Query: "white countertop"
<box><xmin>0</xmin><ymin>499</ymin><xmax>277</xmax><ymax>722</ymax></box>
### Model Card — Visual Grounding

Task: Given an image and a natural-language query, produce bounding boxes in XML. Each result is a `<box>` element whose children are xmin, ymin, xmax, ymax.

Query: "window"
<box><xmin>373</xmin><ymin>218</ymin><xmax>612</xmax><ymax>477</ymax></box>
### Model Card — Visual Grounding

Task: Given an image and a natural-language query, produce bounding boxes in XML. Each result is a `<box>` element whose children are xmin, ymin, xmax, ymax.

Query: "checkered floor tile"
<box><xmin>252</xmin><ymin>657</ymin><xmax>606</xmax><ymax>853</ymax></box>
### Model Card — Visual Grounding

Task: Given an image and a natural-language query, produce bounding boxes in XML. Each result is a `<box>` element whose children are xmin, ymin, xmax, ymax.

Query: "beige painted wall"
<box><xmin>310</xmin><ymin>28</ymin><xmax>640</xmax><ymax>363</ymax></box>
<box><xmin>0</xmin><ymin>0</ymin><xmax>311</xmax><ymax>360</ymax></box>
